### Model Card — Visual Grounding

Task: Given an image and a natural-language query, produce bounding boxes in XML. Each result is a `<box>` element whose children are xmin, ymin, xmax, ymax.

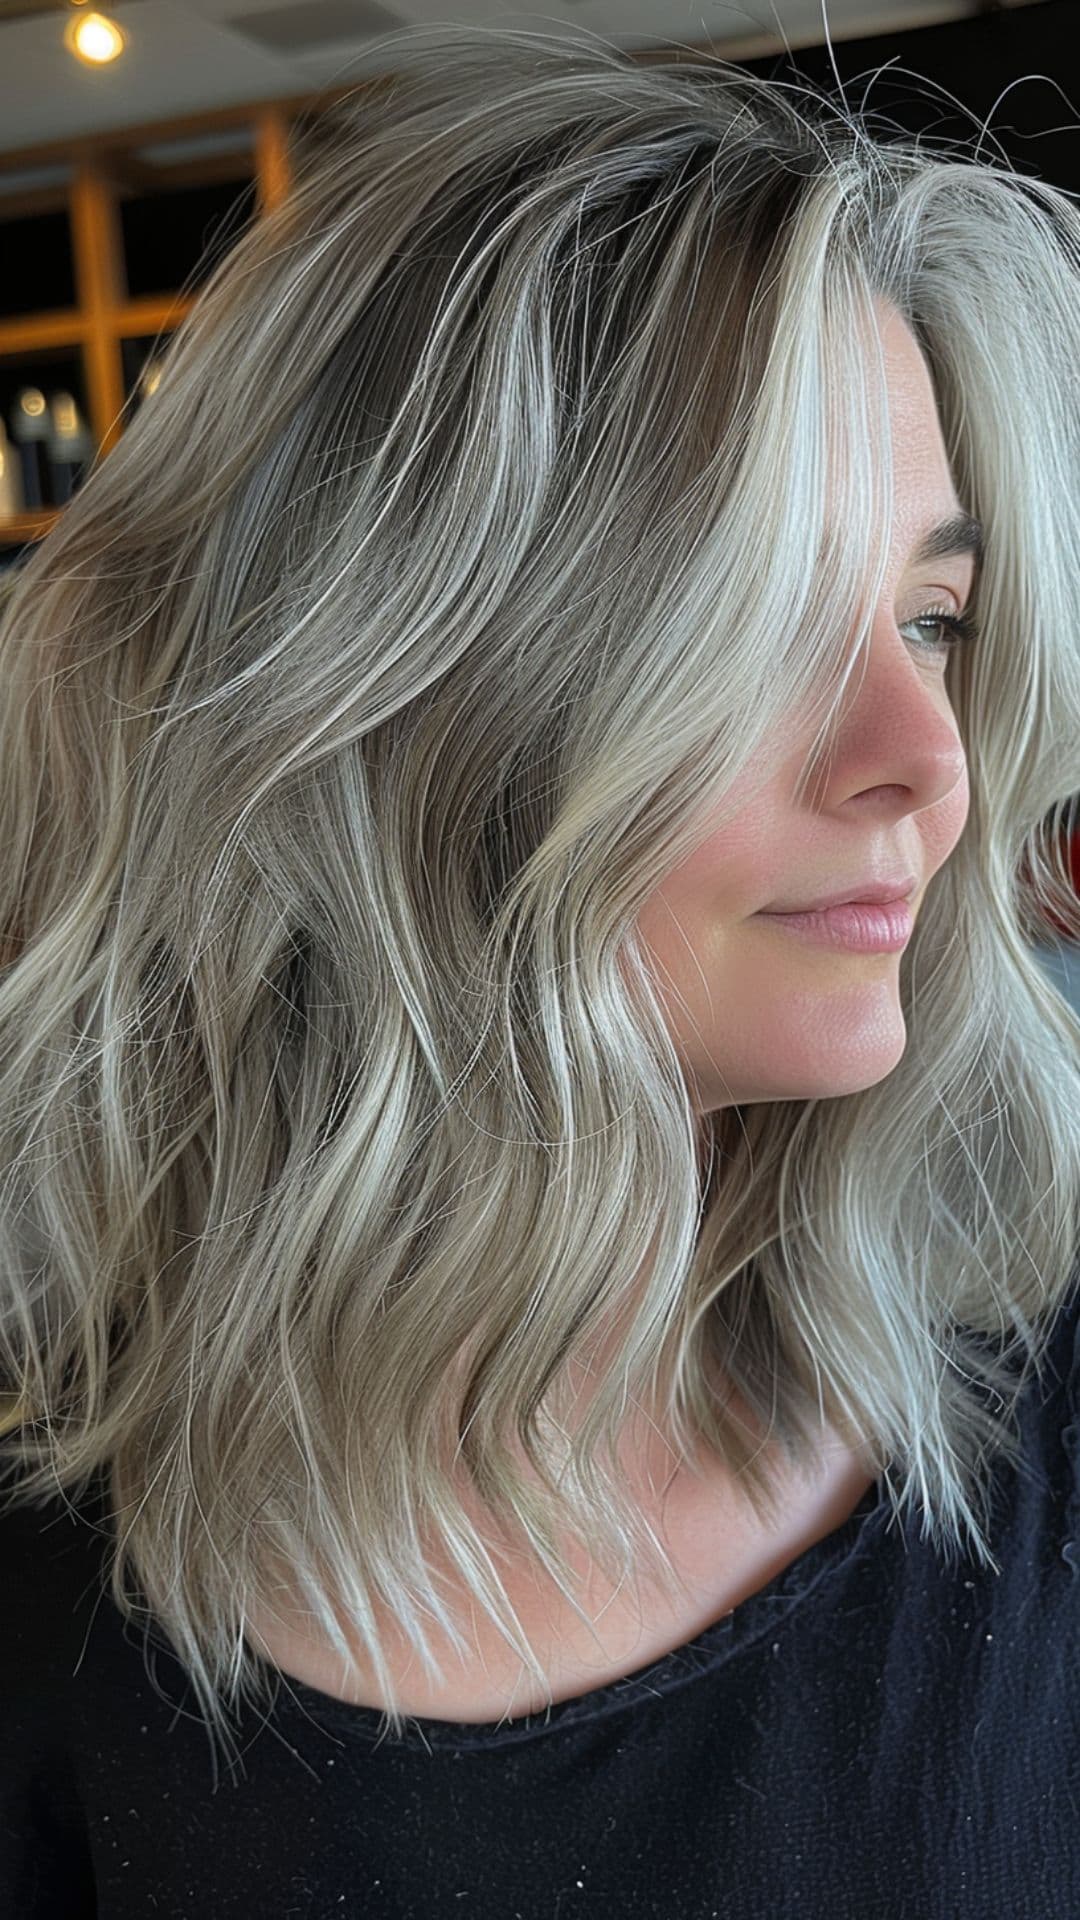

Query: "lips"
<box><xmin>758</xmin><ymin>897</ymin><xmax>915</xmax><ymax>951</ymax></box>
<box><xmin>762</xmin><ymin>876</ymin><xmax>917</xmax><ymax>915</ymax></box>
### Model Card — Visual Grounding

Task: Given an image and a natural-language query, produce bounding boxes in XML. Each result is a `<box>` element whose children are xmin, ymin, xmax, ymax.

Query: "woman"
<box><xmin>1</xmin><ymin>24</ymin><xmax>1079</xmax><ymax>1915</ymax></box>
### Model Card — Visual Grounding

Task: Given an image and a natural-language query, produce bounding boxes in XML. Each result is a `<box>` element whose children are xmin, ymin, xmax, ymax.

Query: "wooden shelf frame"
<box><xmin>0</xmin><ymin>83</ymin><xmax>373</xmax><ymax>544</ymax></box>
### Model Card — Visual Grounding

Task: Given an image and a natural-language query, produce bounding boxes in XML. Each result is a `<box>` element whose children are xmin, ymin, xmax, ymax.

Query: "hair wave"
<box><xmin>2</xmin><ymin>24</ymin><xmax>1079</xmax><ymax>1764</ymax></box>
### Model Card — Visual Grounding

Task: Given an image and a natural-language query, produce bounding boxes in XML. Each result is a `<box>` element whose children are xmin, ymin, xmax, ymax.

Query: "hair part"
<box><xmin>1</xmin><ymin>24</ymin><xmax>1079</xmax><ymax>1767</ymax></box>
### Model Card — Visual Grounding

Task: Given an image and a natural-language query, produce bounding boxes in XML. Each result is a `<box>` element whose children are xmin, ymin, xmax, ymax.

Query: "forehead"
<box><xmin>860</xmin><ymin>301</ymin><xmax>976</xmax><ymax>562</ymax></box>
<box><xmin>874</xmin><ymin>304</ymin><xmax>952</xmax><ymax>472</ymax></box>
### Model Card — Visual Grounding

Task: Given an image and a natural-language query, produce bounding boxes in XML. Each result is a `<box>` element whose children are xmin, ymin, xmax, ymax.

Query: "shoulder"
<box><xmin>1050</xmin><ymin>1255</ymin><xmax>1080</xmax><ymax>1483</ymax></box>
<box><xmin>0</xmin><ymin>1447</ymin><xmax>113</xmax><ymax>1700</ymax></box>
<box><xmin>1029</xmin><ymin>1254</ymin><xmax>1080</xmax><ymax>1408</ymax></box>
<box><xmin>0</xmin><ymin>1447</ymin><xmax>102</xmax><ymax>1914</ymax></box>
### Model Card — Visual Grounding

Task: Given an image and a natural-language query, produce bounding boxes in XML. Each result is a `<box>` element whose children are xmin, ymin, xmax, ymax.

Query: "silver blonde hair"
<box><xmin>2</xmin><ymin>24</ymin><xmax>1079</xmax><ymax>1768</ymax></box>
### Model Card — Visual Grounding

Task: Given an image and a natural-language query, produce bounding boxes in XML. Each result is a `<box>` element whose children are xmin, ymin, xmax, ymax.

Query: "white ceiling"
<box><xmin>0</xmin><ymin>0</ymin><xmax>1034</xmax><ymax>166</ymax></box>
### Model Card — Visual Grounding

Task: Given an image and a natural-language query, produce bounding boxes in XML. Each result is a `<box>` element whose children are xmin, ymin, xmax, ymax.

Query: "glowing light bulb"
<box><xmin>63</xmin><ymin>11</ymin><xmax>127</xmax><ymax>65</ymax></box>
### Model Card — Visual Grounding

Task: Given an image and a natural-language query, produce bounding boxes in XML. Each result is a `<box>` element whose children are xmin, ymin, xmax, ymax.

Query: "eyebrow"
<box><xmin>910</xmin><ymin>511</ymin><xmax>984</xmax><ymax>570</ymax></box>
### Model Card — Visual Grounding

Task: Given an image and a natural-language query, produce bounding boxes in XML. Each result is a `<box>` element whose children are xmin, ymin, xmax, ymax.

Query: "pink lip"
<box><xmin>756</xmin><ymin>900</ymin><xmax>914</xmax><ymax>953</ymax></box>
<box><xmin>762</xmin><ymin>876</ymin><xmax>917</xmax><ymax>914</ymax></box>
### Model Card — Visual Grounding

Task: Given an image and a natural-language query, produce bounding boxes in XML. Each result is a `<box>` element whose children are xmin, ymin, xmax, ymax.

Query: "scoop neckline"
<box><xmin>259</xmin><ymin>1468</ymin><xmax>893</xmax><ymax>1752</ymax></box>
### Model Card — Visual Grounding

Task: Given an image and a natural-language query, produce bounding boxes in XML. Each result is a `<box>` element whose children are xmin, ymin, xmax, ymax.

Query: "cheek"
<box><xmin>921</xmin><ymin>763</ymin><xmax>971</xmax><ymax>869</ymax></box>
<box><xmin>633</xmin><ymin>831</ymin><xmax>760</xmax><ymax>954</ymax></box>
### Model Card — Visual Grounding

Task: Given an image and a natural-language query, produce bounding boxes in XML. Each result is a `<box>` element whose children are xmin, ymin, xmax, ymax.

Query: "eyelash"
<box><xmin>905</xmin><ymin>605</ymin><xmax>981</xmax><ymax>660</ymax></box>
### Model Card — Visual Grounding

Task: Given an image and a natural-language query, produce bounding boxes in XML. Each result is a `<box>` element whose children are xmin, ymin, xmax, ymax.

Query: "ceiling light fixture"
<box><xmin>63</xmin><ymin>0</ymin><xmax>127</xmax><ymax>65</ymax></box>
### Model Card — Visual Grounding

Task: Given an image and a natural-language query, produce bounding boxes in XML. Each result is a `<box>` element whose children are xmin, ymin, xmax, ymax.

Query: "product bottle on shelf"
<box><xmin>0</xmin><ymin>419</ymin><xmax>25</xmax><ymax>517</ymax></box>
<box><xmin>8</xmin><ymin>387</ymin><xmax>52</xmax><ymax>509</ymax></box>
<box><xmin>45</xmin><ymin>390</ymin><xmax>94</xmax><ymax>504</ymax></box>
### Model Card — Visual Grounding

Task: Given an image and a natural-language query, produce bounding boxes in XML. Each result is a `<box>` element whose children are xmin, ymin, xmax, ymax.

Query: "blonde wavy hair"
<box><xmin>2</xmin><ymin>24</ymin><xmax>1079</xmax><ymax>1765</ymax></box>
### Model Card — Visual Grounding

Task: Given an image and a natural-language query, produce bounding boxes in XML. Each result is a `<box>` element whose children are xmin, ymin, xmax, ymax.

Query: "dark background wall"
<box><xmin>742</xmin><ymin>0</ymin><xmax>1078</xmax><ymax>195</ymax></box>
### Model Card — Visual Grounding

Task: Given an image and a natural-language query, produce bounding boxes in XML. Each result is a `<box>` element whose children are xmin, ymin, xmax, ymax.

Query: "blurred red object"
<box><xmin>1033</xmin><ymin>825</ymin><xmax>1080</xmax><ymax>943</ymax></box>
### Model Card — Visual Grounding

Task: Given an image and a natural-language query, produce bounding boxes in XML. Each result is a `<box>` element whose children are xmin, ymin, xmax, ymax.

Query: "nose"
<box><xmin>803</xmin><ymin>621</ymin><xmax>968</xmax><ymax>822</ymax></box>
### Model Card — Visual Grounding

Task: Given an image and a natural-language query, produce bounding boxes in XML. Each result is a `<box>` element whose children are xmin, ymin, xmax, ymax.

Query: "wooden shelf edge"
<box><xmin>0</xmin><ymin>508</ymin><xmax>60</xmax><ymax>545</ymax></box>
<box><xmin>0</xmin><ymin>308</ymin><xmax>87</xmax><ymax>355</ymax></box>
<box><xmin>0</xmin><ymin>294</ymin><xmax>195</xmax><ymax>360</ymax></box>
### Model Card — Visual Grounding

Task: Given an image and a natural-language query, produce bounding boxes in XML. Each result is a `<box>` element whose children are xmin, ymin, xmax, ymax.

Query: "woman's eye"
<box><xmin>903</xmin><ymin>606</ymin><xmax>981</xmax><ymax>660</ymax></box>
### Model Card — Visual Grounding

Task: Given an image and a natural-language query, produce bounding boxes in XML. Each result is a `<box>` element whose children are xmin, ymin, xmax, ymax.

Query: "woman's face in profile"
<box><xmin>635</xmin><ymin>300</ymin><xmax>975</xmax><ymax>1113</ymax></box>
